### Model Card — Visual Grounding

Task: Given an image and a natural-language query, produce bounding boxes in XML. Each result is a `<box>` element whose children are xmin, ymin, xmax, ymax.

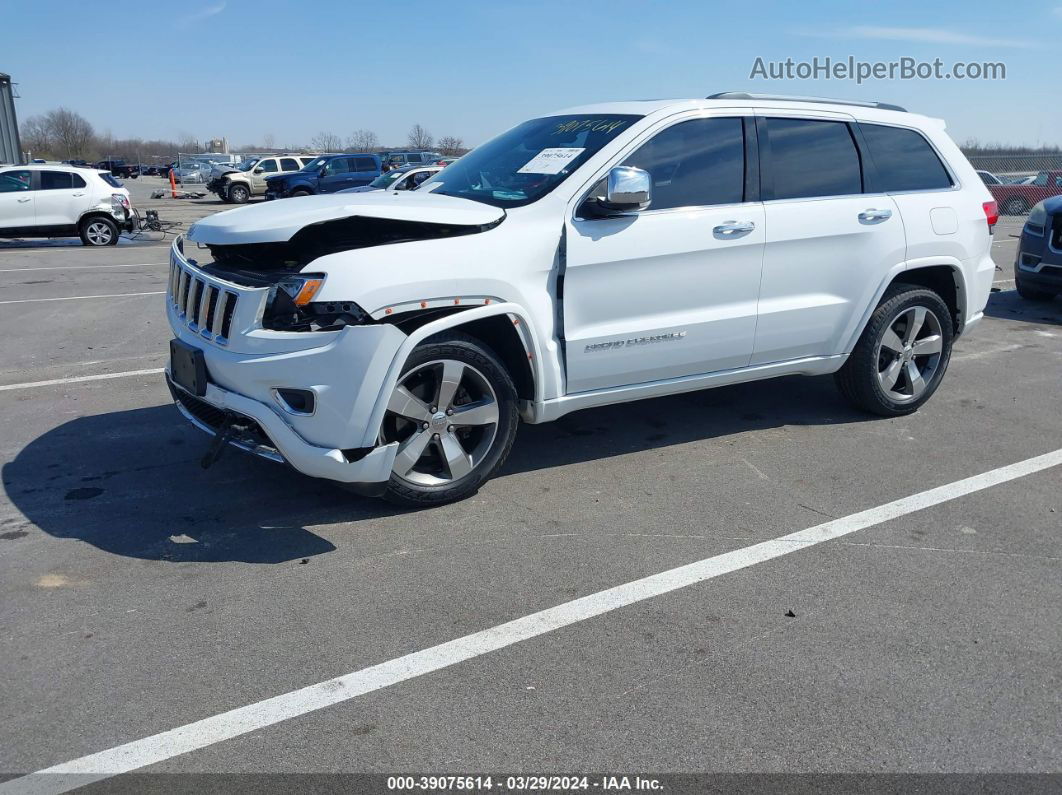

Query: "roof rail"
<box><xmin>706</xmin><ymin>92</ymin><xmax>907</xmax><ymax>113</ymax></box>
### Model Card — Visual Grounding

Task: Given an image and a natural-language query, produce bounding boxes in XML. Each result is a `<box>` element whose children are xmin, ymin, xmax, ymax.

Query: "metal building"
<box><xmin>1</xmin><ymin>72</ymin><xmax>24</xmax><ymax>165</ymax></box>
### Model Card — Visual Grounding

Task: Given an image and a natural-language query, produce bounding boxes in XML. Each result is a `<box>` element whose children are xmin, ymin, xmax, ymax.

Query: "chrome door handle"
<box><xmin>72</xmin><ymin>192</ymin><xmax>85</xmax><ymax>197</ymax></box>
<box><xmin>16</xmin><ymin>197</ymin><xmax>31</xmax><ymax>203</ymax></box>
<box><xmin>858</xmin><ymin>208</ymin><xmax>892</xmax><ymax>222</ymax></box>
<box><xmin>713</xmin><ymin>220</ymin><xmax>756</xmax><ymax>237</ymax></box>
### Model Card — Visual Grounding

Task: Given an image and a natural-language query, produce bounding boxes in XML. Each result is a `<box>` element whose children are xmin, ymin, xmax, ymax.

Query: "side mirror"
<box><xmin>319</xmin><ymin>167</ymin><xmax>328</xmax><ymax>177</ymax></box>
<box><xmin>253</xmin><ymin>168</ymin><xmax>264</xmax><ymax>174</ymax></box>
<box><xmin>605</xmin><ymin>166</ymin><xmax>651</xmax><ymax>211</ymax></box>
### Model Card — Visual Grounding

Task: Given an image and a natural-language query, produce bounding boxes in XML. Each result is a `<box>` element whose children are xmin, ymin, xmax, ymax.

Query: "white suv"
<box><xmin>166</xmin><ymin>94</ymin><xmax>997</xmax><ymax>505</ymax></box>
<box><xmin>0</xmin><ymin>165</ymin><xmax>135</xmax><ymax>246</ymax></box>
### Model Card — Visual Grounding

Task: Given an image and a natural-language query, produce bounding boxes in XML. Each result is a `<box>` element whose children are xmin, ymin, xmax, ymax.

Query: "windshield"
<box><xmin>369</xmin><ymin>171</ymin><xmax>406</xmax><ymax>188</ymax></box>
<box><xmin>237</xmin><ymin>158</ymin><xmax>259</xmax><ymax>172</ymax></box>
<box><xmin>420</xmin><ymin>114</ymin><xmax>641</xmax><ymax>208</ymax></box>
<box><xmin>300</xmin><ymin>157</ymin><xmax>328</xmax><ymax>172</ymax></box>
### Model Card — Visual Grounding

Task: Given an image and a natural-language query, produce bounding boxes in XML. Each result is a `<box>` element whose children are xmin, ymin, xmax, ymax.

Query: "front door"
<box><xmin>0</xmin><ymin>169</ymin><xmax>35</xmax><ymax>232</ymax></box>
<box><xmin>563</xmin><ymin>116</ymin><xmax>765</xmax><ymax>394</ymax></box>
<box><xmin>251</xmin><ymin>158</ymin><xmax>279</xmax><ymax>191</ymax></box>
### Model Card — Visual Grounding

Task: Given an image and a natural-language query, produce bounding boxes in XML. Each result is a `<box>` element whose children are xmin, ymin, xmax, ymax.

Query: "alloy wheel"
<box><xmin>383</xmin><ymin>359</ymin><xmax>500</xmax><ymax>486</ymax></box>
<box><xmin>85</xmin><ymin>221</ymin><xmax>114</xmax><ymax>245</ymax></box>
<box><xmin>875</xmin><ymin>305</ymin><xmax>944</xmax><ymax>403</ymax></box>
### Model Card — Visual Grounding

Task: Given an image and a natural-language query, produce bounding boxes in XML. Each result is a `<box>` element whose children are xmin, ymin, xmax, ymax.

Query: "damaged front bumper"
<box><xmin>165</xmin><ymin>236</ymin><xmax>407</xmax><ymax>485</ymax></box>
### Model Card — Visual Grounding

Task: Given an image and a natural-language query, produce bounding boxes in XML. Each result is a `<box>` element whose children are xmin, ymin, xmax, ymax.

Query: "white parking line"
<box><xmin>0</xmin><ymin>291</ymin><xmax>164</xmax><ymax>305</ymax></box>
<box><xmin>0</xmin><ymin>263</ymin><xmax>164</xmax><ymax>273</ymax></box>
<box><xmin>4</xmin><ymin>447</ymin><xmax>1061</xmax><ymax>795</ymax></box>
<box><xmin>0</xmin><ymin>368</ymin><xmax>165</xmax><ymax>392</ymax></box>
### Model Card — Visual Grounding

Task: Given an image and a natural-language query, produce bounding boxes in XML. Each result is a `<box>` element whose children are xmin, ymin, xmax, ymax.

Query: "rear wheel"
<box><xmin>290</xmin><ymin>188</ymin><xmax>311</xmax><ymax>197</ymax></box>
<box><xmin>1003</xmin><ymin>196</ymin><xmax>1029</xmax><ymax>216</ymax></box>
<box><xmin>79</xmin><ymin>216</ymin><xmax>119</xmax><ymax>246</ymax></box>
<box><xmin>835</xmin><ymin>285</ymin><xmax>953</xmax><ymax>416</ymax></box>
<box><xmin>381</xmin><ymin>333</ymin><xmax>518</xmax><ymax>507</ymax></box>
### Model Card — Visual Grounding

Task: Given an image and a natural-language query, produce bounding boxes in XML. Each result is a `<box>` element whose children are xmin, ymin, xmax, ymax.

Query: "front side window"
<box><xmin>0</xmin><ymin>170</ymin><xmax>32</xmax><ymax>192</ymax></box>
<box><xmin>326</xmin><ymin>157</ymin><xmax>352</xmax><ymax>175</ymax></box>
<box><xmin>421</xmin><ymin>114</ymin><xmax>641</xmax><ymax>208</ymax></box>
<box><xmin>860</xmin><ymin>123</ymin><xmax>952</xmax><ymax>192</ymax></box>
<box><xmin>766</xmin><ymin>118</ymin><xmax>862</xmax><ymax>200</ymax></box>
<box><xmin>621</xmin><ymin>117</ymin><xmax>745</xmax><ymax>210</ymax></box>
<box><xmin>258</xmin><ymin>159</ymin><xmax>279</xmax><ymax>173</ymax></box>
<box><xmin>40</xmin><ymin>171</ymin><xmax>74</xmax><ymax>190</ymax></box>
<box><xmin>280</xmin><ymin>158</ymin><xmax>299</xmax><ymax>171</ymax></box>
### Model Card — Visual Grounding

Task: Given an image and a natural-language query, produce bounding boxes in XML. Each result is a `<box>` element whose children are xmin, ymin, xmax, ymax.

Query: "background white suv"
<box><xmin>0</xmin><ymin>165</ymin><xmax>134</xmax><ymax>246</ymax></box>
<box><xmin>166</xmin><ymin>94</ymin><xmax>997</xmax><ymax>506</ymax></box>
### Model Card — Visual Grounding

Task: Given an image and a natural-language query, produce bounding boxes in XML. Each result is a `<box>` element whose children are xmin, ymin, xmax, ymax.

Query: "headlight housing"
<box><xmin>1026</xmin><ymin>201</ymin><xmax>1047</xmax><ymax>234</ymax></box>
<box><xmin>275</xmin><ymin>274</ymin><xmax>325</xmax><ymax>307</ymax></box>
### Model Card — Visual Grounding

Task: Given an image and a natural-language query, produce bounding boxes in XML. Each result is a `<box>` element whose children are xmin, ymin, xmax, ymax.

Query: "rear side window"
<box><xmin>40</xmin><ymin>171</ymin><xmax>74</xmax><ymax>190</ymax></box>
<box><xmin>622</xmin><ymin>117</ymin><xmax>745</xmax><ymax>210</ymax></box>
<box><xmin>280</xmin><ymin>158</ymin><xmax>299</xmax><ymax>171</ymax></box>
<box><xmin>766</xmin><ymin>118</ymin><xmax>862</xmax><ymax>200</ymax></box>
<box><xmin>353</xmin><ymin>156</ymin><xmax>378</xmax><ymax>172</ymax></box>
<box><xmin>860</xmin><ymin>123</ymin><xmax>953</xmax><ymax>192</ymax></box>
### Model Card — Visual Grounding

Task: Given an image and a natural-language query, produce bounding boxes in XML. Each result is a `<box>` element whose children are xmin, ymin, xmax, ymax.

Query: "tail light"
<box><xmin>983</xmin><ymin>200</ymin><xmax>999</xmax><ymax>231</ymax></box>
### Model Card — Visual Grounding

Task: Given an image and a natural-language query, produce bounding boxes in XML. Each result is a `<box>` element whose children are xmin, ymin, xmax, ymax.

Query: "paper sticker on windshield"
<box><xmin>518</xmin><ymin>148</ymin><xmax>585</xmax><ymax>175</ymax></box>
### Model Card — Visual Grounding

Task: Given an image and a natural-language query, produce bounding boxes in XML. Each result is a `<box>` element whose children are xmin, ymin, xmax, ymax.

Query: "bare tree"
<box><xmin>407</xmin><ymin>123</ymin><xmax>433</xmax><ymax>150</ymax></box>
<box><xmin>19</xmin><ymin>114</ymin><xmax>53</xmax><ymax>157</ymax></box>
<box><xmin>262</xmin><ymin>132</ymin><xmax>275</xmax><ymax>151</ymax></box>
<box><xmin>310</xmin><ymin>131</ymin><xmax>343</xmax><ymax>152</ymax></box>
<box><xmin>437</xmin><ymin>136</ymin><xmax>465</xmax><ymax>156</ymax></box>
<box><xmin>46</xmin><ymin>108</ymin><xmax>95</xmax><ymax>158</ymax></box>
<box><xmin>347</xmin><ymin>128</ymin><xmax>379</xmax><ymax>152</ymax></box>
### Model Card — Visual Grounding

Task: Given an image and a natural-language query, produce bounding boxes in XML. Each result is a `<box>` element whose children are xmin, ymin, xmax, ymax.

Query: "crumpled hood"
<box><xmin>187</xmin><ymin>191</ymin><xmax>505</xmax><ymax>245</ymax></box>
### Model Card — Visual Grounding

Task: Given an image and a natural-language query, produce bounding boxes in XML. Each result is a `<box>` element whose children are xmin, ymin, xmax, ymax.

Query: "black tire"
<box><xmin>835</xmin><ymin>284</ymin><xmax>954</xmax><ymax>417</ymax></box>
<box><xmin>228</xmin><ymin>183</ymin><xmax>250</xmax><ymax>204</ymax></box>
<box><xmin>1003</xmin><ymin>197</ymin><xmax>1029</xmax><ymax>216</ymax></box>
<box><xmin>78</xmin><ymin>215</ymin><xmax>119</xmax><ymax>247</ymax></box>
<box><xmin>381</xmin><ymin>332</ymin><xmax>519</xmax><ymax>507</ymax></box>
<box><xmin>290</xmin><ymin>188</ymin><xmax>311</xmax><ymax>197</ymax></box>
<box><xmin>1015</xmin><ymin>271</ymin><xmax>1057</xmax><ymax>302</ymax></box>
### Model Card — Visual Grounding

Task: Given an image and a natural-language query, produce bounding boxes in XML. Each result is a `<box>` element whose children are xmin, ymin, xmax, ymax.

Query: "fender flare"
<box><xmin>840</xmin><ymin>256</ymin><xmax>968</xmax><ymax>353</ymax></box>
<box><xmin>356</xmin><ymin>302</ymin><xmax>544</xmax><ymax>448</ymax></box>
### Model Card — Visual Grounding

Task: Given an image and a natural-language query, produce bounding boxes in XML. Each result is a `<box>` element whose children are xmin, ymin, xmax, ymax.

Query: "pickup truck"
<box><xmin>990</xmin><ymin>170</ymin><xmax>1062</xmax><ymax>215</ymax></box>
<box><xmin>95</xmin><ymin>160</ymin><xmax>139</xmax><ymax>179</ymax></box>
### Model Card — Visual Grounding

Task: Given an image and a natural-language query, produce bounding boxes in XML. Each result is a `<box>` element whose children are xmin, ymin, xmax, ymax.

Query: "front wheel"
<box><xmin>228</xmin><ymin>184</ymin><xmax>250</xmax><ymax>204</ymax></box>
<box><xmin>380</xmin><ymin>333</ymin><xmax>519</xmax><ymax>507</ymax></box>
<box><xmin>835</xmin><ymin>285</ymin><xmax>954</xmax><ymax>416</ymax></box>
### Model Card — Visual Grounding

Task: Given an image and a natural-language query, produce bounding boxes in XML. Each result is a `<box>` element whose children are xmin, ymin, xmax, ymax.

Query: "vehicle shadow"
<box><xmin>1</xmin><ymin>405</ymin><xmax>404</xmax><ymax>565</ymax></box>
<box><xmin>3</xmin><ymin>375</ymin><xmax>869</xmax><ymax>564</ymax></box>
<box><xmin>983</xmin><ymin>288</ymin><xmax>1061</xmax><ymax>326</ymax></box>
<box><xmin>503</xmin><ymin>373</ymin><xmax>871</xmax><ymax>475</ymax></box>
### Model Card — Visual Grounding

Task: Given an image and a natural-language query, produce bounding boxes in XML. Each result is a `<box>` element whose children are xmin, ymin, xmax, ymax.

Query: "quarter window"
<box><xmin>766</xmin><ymin>118</ymin><xmax>862</xmax><ymax>200</ymax></box>
<box><xmin>859</xmin><ymin>123</ymin><xmax>953</xmax><ymax>192</ymax></box>
<box><xmin>622</xmin><ymin>117</ymin><xmax>745</xmax><ymax>210</ymax></box>
<box><xmin>280</xmin><ymin>158</ymin><xmax>299</xmax><ymax>171</ymax></box>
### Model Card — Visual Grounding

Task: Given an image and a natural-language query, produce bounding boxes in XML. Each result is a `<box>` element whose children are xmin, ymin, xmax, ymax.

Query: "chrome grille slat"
<box><xmin>170</xmin><ymin>254</ymin><xmax>241</xmax><ymax>346</ymax></box>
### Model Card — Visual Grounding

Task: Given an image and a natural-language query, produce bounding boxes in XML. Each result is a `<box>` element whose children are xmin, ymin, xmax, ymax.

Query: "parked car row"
<box><xmin>988</xmin><ymin>170</ymin><xmax>1062</xmax><ymax>215</ymax></box>
<box><xmin>207</xmin><ymin>154</ymin><xmax>318</xmax><ymax>203</ymax></box>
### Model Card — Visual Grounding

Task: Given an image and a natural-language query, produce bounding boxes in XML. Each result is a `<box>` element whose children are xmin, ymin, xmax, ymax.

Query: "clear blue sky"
<box><xmin>4</xmin><ymin>0</ymin><xmax>1059</xmax><ymax>149</ymax></box>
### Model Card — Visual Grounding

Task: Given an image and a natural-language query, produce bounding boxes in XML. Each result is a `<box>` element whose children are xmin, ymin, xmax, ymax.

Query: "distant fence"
<box><xmin>966</xmin><ymin>154</ymin><xmax>1062</xmax><ymax>177</ymax></box>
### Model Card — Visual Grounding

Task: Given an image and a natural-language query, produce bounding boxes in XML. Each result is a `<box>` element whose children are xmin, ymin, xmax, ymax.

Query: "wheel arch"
<box><xmin>843</xmin><ymin>258</ymin><xmax>968</xmax><ymax>352</ymax></box>
<box><xmin>357</xmin><ymin>302</ymin><xmax>543</xmax><ymax>448</ymax></box>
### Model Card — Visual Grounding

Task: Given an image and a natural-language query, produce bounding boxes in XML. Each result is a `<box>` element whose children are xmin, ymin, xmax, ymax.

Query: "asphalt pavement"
<box><xmin>0</xmin><ymin>210</ymin><xmax>1059</xmax><ymax>792</ymax></box>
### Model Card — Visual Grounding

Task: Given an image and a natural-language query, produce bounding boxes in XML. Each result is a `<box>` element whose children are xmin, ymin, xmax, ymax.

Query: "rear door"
<box><xmin>32</xmin><ymin>170</ymin><xmax>88</xmax><ymax>228</ymax></box>
<box><xmin>751</xmin><ymin>114</ymin><xmax>906</xmax><ymax>364</ymax></box>
<box><xmin>351</xmin><ymin>156</ymin><xmax>380</xmax><ymax>187</ymax></box>
<box><xmin>0</xmin><ymin>169</ymin><xmax>35</xmax><ymax>232</ymax></box>
<box><xmin>319</xmin><ymin>157</ymin><xmax>356</xmax><ymax>192</ymax></box>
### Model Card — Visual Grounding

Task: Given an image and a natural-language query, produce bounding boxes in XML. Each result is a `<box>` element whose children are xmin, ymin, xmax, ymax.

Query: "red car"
<box><xmin>990</xmin><ymin>170</ymin><xmax>1062</xmax><ymax>215</ymax></box>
